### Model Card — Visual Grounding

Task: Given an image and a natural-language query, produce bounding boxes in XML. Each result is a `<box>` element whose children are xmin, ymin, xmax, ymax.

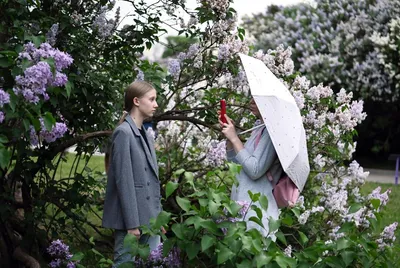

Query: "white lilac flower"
<box><xmin>313</xmin><ymin>154</ymin><xmax>326</xmax><ymax>170</ymax></box>
<box><xmin>284</xmin><ymin>245</ymin><xmax>292</xmax><ymax>257</ymax></box>
<box><xmin>376</xmin><ymin>222</ymin><xmax>398</xmax><ymax>251</ymax></box>
<box><xmin>368</xmin><ymin>186</ymin><xmax>391</xmax><ymax>208</ymax></box>
<box><xmin>206</xmin><ymin>140</ymin><xmax>226</xmax><ymax>167</ymax></box>
<box><xmin>298</xmin><ymin>210</ymin><xmax>310</xmax><ymax>224</ymax></box>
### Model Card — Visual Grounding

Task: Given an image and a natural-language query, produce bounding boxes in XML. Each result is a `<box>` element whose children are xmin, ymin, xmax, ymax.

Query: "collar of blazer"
<box><xmin>125</xmin><ymin>115</ymin><xmax>159</xmax><ymax>178</ymax></box>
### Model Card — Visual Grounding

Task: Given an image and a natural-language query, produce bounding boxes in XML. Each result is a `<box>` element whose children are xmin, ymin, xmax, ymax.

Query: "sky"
<box><xmin>115</xmin><ymin>0</ymin><xmax>304</xmax><ymax>59</ymax></box>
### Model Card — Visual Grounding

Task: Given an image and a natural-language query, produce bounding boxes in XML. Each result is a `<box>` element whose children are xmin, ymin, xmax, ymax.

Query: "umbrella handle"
<box><xmin>237</xmin><ymin>124</ymin><xmax>265</xmax><ymax>135</ymax></box>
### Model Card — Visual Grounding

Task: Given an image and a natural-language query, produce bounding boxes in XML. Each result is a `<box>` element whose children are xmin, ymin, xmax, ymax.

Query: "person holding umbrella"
<box><xmin>219</xmin><ymin>53</ymin><xmax>310</xmax><ymax>236</ymax></box>
<box><xmin>219</xmin><ymin>99</ymin><xmax>283</xmax><ymax>237</ymax></box>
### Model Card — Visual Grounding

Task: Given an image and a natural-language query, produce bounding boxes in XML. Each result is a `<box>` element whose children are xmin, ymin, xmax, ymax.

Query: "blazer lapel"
<box><xmin>125</xmin><ymin>116</ymin><xmax>158</xmax><ymax>178</ymax></box>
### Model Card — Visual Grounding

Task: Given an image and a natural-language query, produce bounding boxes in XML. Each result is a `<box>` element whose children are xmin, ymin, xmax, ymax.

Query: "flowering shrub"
<box><xmin>127</xmin><ymin>11</ymin><xmax>398</xmax><ymax>265</ymax></box>
<box><xmin>242</xmin><ymin>0</ymin><xmax>400</xmax><ymax>155</ymax></box>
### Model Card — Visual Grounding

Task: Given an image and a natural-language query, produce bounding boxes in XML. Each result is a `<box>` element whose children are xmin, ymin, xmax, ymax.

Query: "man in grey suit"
<box><xmin>102</xmin><ymin>81</ymin><xmax>163</xmax><ymax>266</ymax></box>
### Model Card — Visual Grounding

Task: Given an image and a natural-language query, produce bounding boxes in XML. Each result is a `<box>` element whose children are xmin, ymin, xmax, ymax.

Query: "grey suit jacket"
<box><xmin>102</xmin><ymin>116</ymin><xmax>161</xmax><ymax>230</ymax></box>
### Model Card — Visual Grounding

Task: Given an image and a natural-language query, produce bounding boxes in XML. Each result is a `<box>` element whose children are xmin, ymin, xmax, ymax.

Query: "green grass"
<box><xmin>53</xmin><ymin>153</ymin><xmax>105</xmax><ymax>180</ymax></box>
<box><xmin>361</xmin><ymin>182</ymin><xmax>400</xmax><ymax>248</ymax></box>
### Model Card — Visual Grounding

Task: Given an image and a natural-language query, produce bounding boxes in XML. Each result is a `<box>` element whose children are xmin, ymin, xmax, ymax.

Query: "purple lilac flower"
<box><xmin>0</xmin><ymin>111</ymin><xmax>4</xmax><ymax>123</ymax></box>
<box><xmin>14</xmin><ymin>62</ymin><xmax>52</xmax><ymax>103</ymax></box>
<box><xmin>49</xmin><ymin>259</ymin><xmax>62</xmax><ymax>268</ymax></box>
<box><xmin>168</xmin><ymin>59</ymin><xmax>181</xmax><ymax>79</ymax></box>
<box><xmin>47</xmin><ymin>239</ymin><xmax>72</xmax><ymax>259</ymax></box>
<box><xmin>52</xmin><ymin>72</ymin><xmax>68</xmax><ymax>87</ymax></box>
<box><xmin>46</xmin><ymin>23</ymin><xmax>59</xmax><ymax>46</ymax></box>
<box><xmin>66</xmin><ymin>262</ymin><xmax>76</xmax><ymax>268</ymax></box>
<box><xmin>135</xmin><ymin>242</ymin><xmax>181</xmax><ymax>267</ymax></box>
<box><xmin>29</xmin><ymin>126</ymin><xmax>39</xmax><ymax>146</ymax></box>
<box><xmin>236</xmin><ymin>200</ymin><xmax>250</xmax><ymax>218</ymax></box>
<box><xmin>0</xmin><ymin>88</ymin><xmax>10</xmax><ymax>107</ymax></box>
<box><xmin>39</xmin><ymin>119</ymin><xmax>68</xmax><ymax>143</ymax></box>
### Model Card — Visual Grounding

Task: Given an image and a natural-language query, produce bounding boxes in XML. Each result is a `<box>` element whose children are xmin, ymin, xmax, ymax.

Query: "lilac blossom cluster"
<box><xmin>47</xmin><ymin>239</ymin><xmax>77</xmax><ymax>268</ymax></box>
<box><xmin>30</xmin><ymin>118</ymin><xmax>68</xmax><ymax>146</ymax></box>
<box><xmin>376</xmin><ymin>222</ymin><xmax>398</xmax><ymax>251</ymax></box>
<box><xmin>134</xmin><ymin>242</ymin><xmax>181</xmax><ymax>267</ymax></box>
<box><xmin>92</xmin><ymin>6</ymin><xmax>120</xmax><ymax>39</ymax></box>
<box><xmin>14</xmin><ymin>42</ymin><xmax>73</xmax><ymax>104</ymax></box>
<box><xmin>217</xmin><ymin>200</ymin><xmax>251</xmax><ymax>235</ymax></box>
<box><xmin>0</xmin><ymin>88</ymin><xmax>10</xmax><ymax>123</ymax></box>
<box><xmin>205</xmin><ymin>140</ymin><xmax>226</xmax><ymax>167</ymax></box>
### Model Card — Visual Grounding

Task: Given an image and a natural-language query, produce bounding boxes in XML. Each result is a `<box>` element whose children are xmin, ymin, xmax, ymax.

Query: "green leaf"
<box><xmin>370</xmin><ymin>199</ymin><xmax>380</xmax><ymax>210</ymax></box>
<box><xmin>298</xmin><ymin>231</ymin><xmax>309</xmax><ymax>246</ymax></box>
<box><xmin>337</xmin><ymin>238</ymin><xmax>352</xmax><ymax>251</ymax></box>
<box><xmin>276</xmin><ymin>255</ymin><xmax>296</xmax><ymax>268</ymax></box>
<box><xmin>186</xmin><ymin>243</ymin><xmax>200</xmax><ymax>260</ymax></box>
<box><xmin>254</xmin><ymin>253</ymin><xmax>272</xmax><ymax>268</ymax></box>
<box><xmin>276</xmin><ymin>231</ymin><xmax>287</xmax><ymax>246</ymax></box>
<box><xmin>341</xmin><ymin>251</ymin><xmax>356</xmax><ymax>267</ymax></box>
<box><xmin>70</xmin><ymin>252</ymin><xmax>84</xmax><ymax>261</ymax></box>
<box><xmin>0</xmin><ymin>148</ymin><xmax>11</xmax><ymax>169</ymax></box>
<box><xmin>338</xmin><ymin>222</ymin><xmax>354</xmax><ymax>233</ymax></box>
<box><xmin>176</xmin><ymin>196</ymin><xmax>191</xmax><ymax>212</ymax></box>
<box><xmin>154</xmin><ymin>210</ymin><xmax>171</xmax><ymax>229</ymax></box>
<box><xmin>248</xmin><ymin>190</ymin><xmax>260</xmax><ymax>202</ymax></box>
<box><xmin>348</xmin><ymin>203</ymin><xmax>363</xmax><ymax>214</ymax></box>
<box><xmin>237</xmin><ymin>259</ymin><xmax>252</xmax><ymax>268</ymax></box>
<box><xmin>249</xmin><ymin>216</ymin><xmax>264</xmax><ymax>227</ymax></box>
<box><xmin>0</xmin><ymin>135</ymin><xmax>8</xmax><ymax>144</ymax></box>
<box><xmin>253</xmin><ymin>206</ymin><xmax>263</xmax><ymax>220</ymax></box>
<box><xmin>0</xmin><ymin>58</ymin><xmax>11</xmax><ymax>67</ymax></box>
<box><xmin>171</xmin><ymin>223</ymin><xmax>185</xmax><ymax>240</ymax></box>
<box><xmin>43</xmin><ymin>112</ymin><xmax>56</xmax><ymax>131</ymax></box>
<box><xmin>123</xmin><ymin>233</ymin><xmax>138</xmax><ymax>250</ymax></box>
<box><xmin>268</xmin><ymin>217</ymin><xmax>281</xmax><ymax>233</ymax></box>
<box><xmin>65</xmin><ymin>80</ymin><xmax>73</xmax><ymax>98</ymax></box>
<box><xmin>208</xmin><ymin>200</ymin><xmax>218</xmax><ymax>215</ymax></box>
<box><xmin>259</xmin><ymin>194</ymin><xmax>269</xmax><ymax>211</ymax></box>
<box><xmin>42</xmin><ymin>57</ymin><xmax>56</xmax><ymax>74</ymax></box>
<box><xmin>199</xmin><ymin>219</ymin><xmax>219</xmax><ymax>234</ymax></box>
<box><xmin>291</xmin><ymin>207</ymin><xmax>301</xmax><ymax>218</ymax></box>
<box><xmin>201</xmin><ymin>235</ymin><xmax>215</xmax><ymax>251</ymax></box>
<box><xmin>162</xmin><ymin>239</ymin><xmax>175</xmax><ymax>257</ymax></box>
<box><xmin>91</xmin><ymin>248</ymin><xmax>103</xmax><ymax>257</ymax></box>
<box><xmin>184</xmin><ymin>171</ymin><xmax>196</xmax><ymax>188</ymax></box>
<box><xmin>165</xmin><ymin>181</ymin><xmax>179</xmax><ymax>199</ymax></box>
<box><xmin>252</xmin><ymin>238</ymin><xmax>263</xmax><ymax>252</ymax></box>
<box><xmin>282</xmin><ymin>216</ymin><xmax>293</xmax><ymax>226</ymax></box>
<box><xmin>217</xmin><ymin>244</ymin><xmax>234</xmax><ymax>264</ymax></box>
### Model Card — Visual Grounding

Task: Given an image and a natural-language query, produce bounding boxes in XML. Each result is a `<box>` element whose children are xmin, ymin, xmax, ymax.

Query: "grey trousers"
<box><xmin>113</xmin><ymin>230</ymin><xmax>160</xmax><ymax>267</ymax></box>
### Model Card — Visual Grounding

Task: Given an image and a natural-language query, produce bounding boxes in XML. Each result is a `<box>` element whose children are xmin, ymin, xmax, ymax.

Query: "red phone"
<box><xmin>220</xmin><ymin>99</ymin><xmax>227</xmax><ymax>124</ymax></box>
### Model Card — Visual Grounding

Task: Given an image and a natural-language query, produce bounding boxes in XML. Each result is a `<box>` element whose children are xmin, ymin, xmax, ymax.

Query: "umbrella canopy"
<box><xmin>239</xmin><ymin>53</ymin><xmax>310</xmax><ymax>191</ymax></box>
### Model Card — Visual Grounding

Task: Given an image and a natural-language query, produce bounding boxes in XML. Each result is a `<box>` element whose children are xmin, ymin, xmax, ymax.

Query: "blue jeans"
<box><xmin>113</xmin><ymin>230</ymin><xmax>160</xmax><ymax>267</ymax></box>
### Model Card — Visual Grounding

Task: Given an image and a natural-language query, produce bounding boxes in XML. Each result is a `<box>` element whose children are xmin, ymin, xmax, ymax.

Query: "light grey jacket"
<box><xmin>227</xmin><ymin>126</ymin><xmax>282</xmax><ymax>236</ymax></box>
<box><xmin>102</xmin><ymin>116</ymin><xmax>161</xmax><ymax>230</ymax></box>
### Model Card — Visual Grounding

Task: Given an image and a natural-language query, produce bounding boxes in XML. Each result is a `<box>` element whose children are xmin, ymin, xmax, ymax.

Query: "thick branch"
<box><xmin>50</xmin><ymin>130</ymin><xmax>113</xmax><ymax>158</ymax></box>
<box><xmin>13</xmin><ymin>247</ymin><xmax>40</xmax><ymax>268</ymax></box>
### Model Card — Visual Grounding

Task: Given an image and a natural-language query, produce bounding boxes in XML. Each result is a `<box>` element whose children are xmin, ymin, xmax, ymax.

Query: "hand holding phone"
<box><xmin>220</xmin><ymin>99</ymin><xmax>227</xmax><ymax>124</ymax></box>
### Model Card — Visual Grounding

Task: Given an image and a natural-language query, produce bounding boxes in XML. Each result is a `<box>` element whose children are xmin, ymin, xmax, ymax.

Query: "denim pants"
<box><xmin>113</xmin><ymin>230</ymin><xmax>160</xmax><ymax>267</ymax></box>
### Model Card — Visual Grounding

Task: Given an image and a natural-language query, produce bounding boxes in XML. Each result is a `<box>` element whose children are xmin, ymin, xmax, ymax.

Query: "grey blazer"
<box><xmin>102</xmin><ymin>116</ymin><xmax>161</xmax><ymax>230</ymax></box>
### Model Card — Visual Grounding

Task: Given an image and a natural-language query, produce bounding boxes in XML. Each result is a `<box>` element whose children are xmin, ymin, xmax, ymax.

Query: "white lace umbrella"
<box><xmin>239</xmin><ymin>53</ymin><xmax>310</xmax><ymax>191</ymax></box>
